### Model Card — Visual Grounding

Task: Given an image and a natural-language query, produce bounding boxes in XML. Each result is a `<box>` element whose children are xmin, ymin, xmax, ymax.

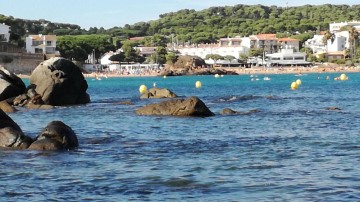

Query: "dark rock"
<box><xmin>325</xmin><ymin>107</ymin><xmax>342</xmax><ymax>111</ymax></box>
<box><xmin>0</xmin><ymin>66</ymin><xmax>26</xmax><ymax>102</ymax></box>
<box><xmin>0</xmin><ymin>109</ymin><xmax>33</xmax><ymax>149</ymax></box>
<box><xmin>135</xmin><ymin>96</ymin><xmax>214</xmax><ymax>117</ymax></box>
<box><xmin>140</xmin><ymin>87</ymin><xmax>178</xmax><ymax>99</ymax></box>
<box><xmin>0</xmin><ymin>100</ymin><xmax>16</xmax><ymax>113</ymax></box>
<box><xmin>220</xmin><ymin>108</ymin><xmax>261</xmax><ymax>115</ymax></box>
<box><xmin>28</xmin><ymin>139</ymin><xmax>64</xmax><ymax>151</ymax></box>
<box><xmin>29</xmin><ymin>57</ymin><xmax>90</xmax><ymax>106</ymax></box>
<box><xmin>220</xmin><ymin>108</ymin><xmax>238</xmax><ymax>115</ymax></box>
<box><xmin>114</xmin><ymin>100</ymin><xmax>133</xmax><ymax>105</ymax></box>
<box><xmin>29</xmin><ymin>121</ymin><xmax>78</xmax><ymax>151</ymax></box>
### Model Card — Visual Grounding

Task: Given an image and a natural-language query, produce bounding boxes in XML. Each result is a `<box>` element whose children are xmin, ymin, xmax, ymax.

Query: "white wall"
<box><xmin>177</xmin><ymin>46</ymin><xmax>249</xmax><ymax>59</ymax></box>
<box><xmin>0</xmin><ymin>23</ymin><xmax>10</xmax><ymax>42</ymax></box>
<box><xmin>327</xmin><ymin>31</ymin><xmax>349</xmax><ymax>52</ymax></box>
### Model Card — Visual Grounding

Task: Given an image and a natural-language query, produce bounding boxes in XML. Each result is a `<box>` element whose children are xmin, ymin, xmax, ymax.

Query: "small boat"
<box><xmin>263</xmin><ymin>77</ymin><xmax>271</xmax><ymax>81</ymax></box>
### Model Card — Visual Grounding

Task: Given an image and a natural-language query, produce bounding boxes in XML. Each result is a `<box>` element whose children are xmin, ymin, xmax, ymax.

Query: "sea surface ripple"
<box><xmin>2</xmin><ymin>73</ymin><xmax>360</xmax><ymax>201</ymax></box>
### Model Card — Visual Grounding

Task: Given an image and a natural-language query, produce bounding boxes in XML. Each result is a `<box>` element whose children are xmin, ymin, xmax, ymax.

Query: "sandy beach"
<box><xmin>16</xmin><ymin>65</ymin><xmax>360</xmax><ymax>79</ymax></box>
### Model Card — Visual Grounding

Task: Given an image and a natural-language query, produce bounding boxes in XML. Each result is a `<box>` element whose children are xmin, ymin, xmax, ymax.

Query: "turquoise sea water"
<box><xmin>2</xmin><ymin>73</ymin><xmax>360</xmax><ymax>201</ymax></box>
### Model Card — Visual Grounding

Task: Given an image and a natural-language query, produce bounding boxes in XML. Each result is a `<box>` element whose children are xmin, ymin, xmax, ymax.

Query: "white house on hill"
<box><xmin>304</xmin><ymin>35</ymin><xmax>326</xmax><ymax>54</ymax></box>
<box><xmin>326</xmin><ymin>31</ymin><xmax>350</xmax><ymax>52</ymax></box>
<box><xmin>0</xmin><ymin>23</ymin><xmax>10</xmax><ymax>42</ymax></box>
<box><xmin>25</xmin><ymin>34</ymin><xmax>60</xmax><ymax>57</ymax></box>
<box><xmin>175</xmin><ymin>36</ymin><xmax>249</xmax><ymax>59</ymax></box>
<box><xmin>329</xmin><ymin>21</ymin><xmax>360</xmax><ymax>33</ymax></box>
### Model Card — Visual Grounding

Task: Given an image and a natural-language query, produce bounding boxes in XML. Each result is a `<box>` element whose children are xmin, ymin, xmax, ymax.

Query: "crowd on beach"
<box><xmin>81</xmin><ymin>64</ymin><xmax>360</xmax><ymax>78</ymax></box>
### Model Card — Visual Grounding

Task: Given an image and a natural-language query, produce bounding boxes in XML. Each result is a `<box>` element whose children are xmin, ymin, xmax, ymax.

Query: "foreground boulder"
<box><xmin>135</xmin><ymin>96</ymin><xmax>214</xmax><ymax>117</ymax></box>
<box><xmin>0</xmin><ymin>66</ymin><xmax>26</xmax><ymax>101</ymax></box>
<box><xmin>29</xmin><ymin>57</ymin><xmax>90</xmax><ymax>106</ymax></box>
<box><xmin>13</xmin><ymin>85</ymin><xmax>53</xmax><ymax>110</ymax></box>
<box><xmin>0</xmin><ymin>100</ymin><xmax>16</xmax><ymax>113</ymax></box>
<box><xmin>0</xmin><ymin>109</ymin><xmax>33</xmax><ymax>149</ymax></box>
<box><xmin>140</xmin><ymin>87</ymin><xmax>178</xmax><ymax>99</ymax></box>
<box><xmin>29</xmin><ymin>121</ymin><xmax>78</xmax><ymax>151</ymax></box>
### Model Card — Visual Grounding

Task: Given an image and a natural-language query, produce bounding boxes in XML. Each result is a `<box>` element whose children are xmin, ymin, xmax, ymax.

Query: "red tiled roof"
<box><xmin>278</xmin><ymin>38</ymin><xmax>299</xmax><ymax>42</ymax></box>
<box><xmin>256</xmin><ymin>34</ymin><xmax>277</xmax><ymax>40</ymax></box>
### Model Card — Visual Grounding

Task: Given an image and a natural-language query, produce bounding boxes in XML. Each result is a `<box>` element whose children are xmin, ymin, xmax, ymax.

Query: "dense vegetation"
<box><xmin>2</xmin><ymin>4</ymin><xmax>360</xmax><ymax>43</ymax></box>
<box><xmin>1</xmin><ymin>4</ymin><xmax>360</xmax><ymax>63</ymax></box>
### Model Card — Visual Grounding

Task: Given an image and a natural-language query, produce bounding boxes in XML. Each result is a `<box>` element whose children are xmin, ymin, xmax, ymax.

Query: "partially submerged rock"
<box><xmin>325</xmin><ymin>106</ymin><xmax>342</xmax><ymax>111</ymax></box>
<box><xmin>135</xmin><ymin>96</ymin><xmax>214</xmax><ymax>117</ymax></box>
<box><xmin>0</xmin><ymin>100</ymin><xmax>16</xmax><ymax>113</ymax></box>
<box><xmin>140</xmin><ymin>87</ymin><xmax>177</xmax><ymax>99</ymax></box>
<box><xmin>13</xmin><ymin>85</ymin><xmax>53</xmax><ymax>110</ymax></box>
<box><xmin>0</xmin><ymin>109</ymin><xmax>33</xmax><ymax>149</ymax></box>
<box><xmin>0</xmin><ymin>66</ymin><xmax>26</xmax><ymax>102</ymax></box>
<box><xmin>220</xmin><ymin>108</ymin><xmax>261</xmax><ymax>115</ymax></box>
<box><xmin>29</xmin><ymin>121</ymin><xmax>79</xmax><ymax>151</ymax></box>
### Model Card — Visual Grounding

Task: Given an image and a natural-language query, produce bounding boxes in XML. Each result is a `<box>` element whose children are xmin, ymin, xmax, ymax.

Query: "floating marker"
<box><xmin>195</xmin><ymin>81</ymin><xmax>202</xmax><ymax>88</ymax></box>
<box><xmin>340</xmin><ymin>73</ymin><xmax>347</xmax><ymax>81</ymax></box>
<box><xmin>291</xmin><ymin>81</ymin><xmax>298</xmax><ymax>90</ymax></box>
<box><xmin>214</xmin><ymin>74</ymin><xmax>220</xmax><ymax>78</ymax></box>
<box><xmin>296</xmin><ymin>79</ymin><xmax>302</xmax><ymax>86</ymax></box>
<box><xmin>163</xmin><ymin>75</ymin><xmax>167</xmax><ymax>79</ymax></box>
<box><xmin>139</xmin><ymin>84</ymin><xmax>147</xmax><ymax>94</ymax></box>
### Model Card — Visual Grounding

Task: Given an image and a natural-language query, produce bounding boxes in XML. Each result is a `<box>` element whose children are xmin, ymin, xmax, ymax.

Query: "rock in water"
<box><xmin>140</xmin><ymin>87</ymin><xmax>178</xmax><ymax>99</ymax></box>
<box><xmin>0</xmin><ymin>109</ymin><xmax>33</xmax><ymax>149</ymax></box>
<box><xmin>0</xmin><ymin>66</ymin><xmax>26</xmax><ymax>101</ymax></box>
<box><xmin>29</xmin><ymin>57</ymin><xmax>90</xmax><ymax>106</ymax></box>
<box><xmin>29</xmin><ymin>121</ymin><xmax>79</xmax><ymax>151</ymax></box>
<box><xmin>135</xmin><ymin>96</ymin><xmax>214</xmax><ymax>117</ymax></box>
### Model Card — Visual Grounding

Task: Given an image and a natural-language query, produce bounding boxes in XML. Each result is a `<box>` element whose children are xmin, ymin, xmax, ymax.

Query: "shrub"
<box><xmin>2</xmin><ymin>56</ymin><xmax>13</xmax><ymax>63</ymax></box>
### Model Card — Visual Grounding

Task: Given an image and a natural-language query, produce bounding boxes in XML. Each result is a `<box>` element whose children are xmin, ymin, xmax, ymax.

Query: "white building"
<box><xmin>0</xmin><ymin>23</ymin><xmax>10</xmax><ymax>42</ymax></box>
<box><xmin>25</xmin><ymin>34</ymin><xmax>60</xmax><ymax>57</ymax></box>
<box><xmin>326</xmin><ymin>31</ymin><xmax>350</xmax><ymax>52</ymax></box>
<box><xmin>246</xmin><ymin>34</ymin><xmax>279</xmax><ymax>54</ymax></box>
<box><xmin>134</xmin><ymin>46</ymin><xmax>156</xmax><ymax>57</ymax></box>
<box><xmin>278</xmin><ymin>38</ymin><xmax>300</xmax><ymax>52</ymax></box>
<box><xmin>175</xmin><ymin>37</ymin><xmax>249</xmax><ymax>59</ymax></box>
<box><xmin>304</xmin><ymin>35</ymin><xmax>326</xmax><ymax>53</ymax></box>
<box><xmin>265</xmin><ymin>47</ymin><xmax>311</xmax><ymax>66</ymax></box>
<box><xmin>329</xmin><ymin>21</ymin><xmax>360</xmax><ymax>33</ymax></box>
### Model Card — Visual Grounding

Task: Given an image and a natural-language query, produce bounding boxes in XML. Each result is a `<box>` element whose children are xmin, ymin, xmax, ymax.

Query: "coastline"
<box><xmin>17</xmin><ymin>65</ymin><xmax>360</xmax><ymax>79</ymax></box>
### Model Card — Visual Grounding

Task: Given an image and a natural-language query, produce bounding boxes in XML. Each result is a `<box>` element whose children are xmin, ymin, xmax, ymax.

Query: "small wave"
<box><xmin>218</xmin><ymin>95</ymin><xmax>282</xmax><ymax>102</ymax></box>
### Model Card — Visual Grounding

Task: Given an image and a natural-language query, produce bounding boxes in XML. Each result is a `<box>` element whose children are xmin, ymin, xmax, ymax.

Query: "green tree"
<box><xmin>205</xmin><ymin>54</ymin><xmax>223</xmax><ymax>60</ymax></box>
<box><xmin>109</xmin><ymin>52</ymin><xmax>125</xmax><ymax>63</ymax></box>
<box><xmin>322</xmin><ymin>30</ymin><xmax>334</xmax><ymax>45</ymax></box>
<box><xmin>249</xmin><ymin>48</ymin><xmax>263</xmax><ymax>57</ymax></box>
<box><xmin>122</xmin><ymin>40</ymin><xmax>137</xmax><ymax>63</ymax></box>
<box><xmin>348</xmin><ymin>26</ymin><xmax>359</xmax><ymax>59</ymax></box>
<box><xmin>152</xmin><ymin>46</ymin><xmax>167</xmax><ymax>65</ymax></box>
<box><xmin>57</xmin><ymin>35</ymin><xmax>115</xmax><ymax>61</ymax></box>
<box><xmin>239</xmin><ymin>53</ymin><xmax>249</xmax><ymax>62</ymax></box>
<box><xmin>165</xmin><ymin>51</ymin><xmax>178</xmax><ymax>64</ymax></box>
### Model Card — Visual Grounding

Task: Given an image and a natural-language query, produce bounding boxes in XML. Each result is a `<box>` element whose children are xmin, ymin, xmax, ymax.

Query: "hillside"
<box><xmin>1</xmin><ymin>4</ymin><xmax>359</xmax><ymax>45</ymax></box>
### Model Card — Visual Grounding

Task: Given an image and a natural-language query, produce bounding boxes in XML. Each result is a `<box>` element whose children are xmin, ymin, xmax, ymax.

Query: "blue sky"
<box><xmin>0</xmin><ymin>0</ymin><xmax>358</xmax><ymax>29</ymax></box>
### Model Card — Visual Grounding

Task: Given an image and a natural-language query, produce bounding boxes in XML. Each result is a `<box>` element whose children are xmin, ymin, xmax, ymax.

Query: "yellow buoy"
<box><xmin>139</xmin><ymin>84</ymin><xmax>147</xmax><ymax>94</ymax></box>
<box><xmin>214</xmin><ymin>74</ymin><xmax>220</xmax><ymax>78</ymax></box>
<box><xmin>163</xmin><ymin>75</ymin><xmax>167</xmax><ymax>79</ymax></box>
<box><xmin>291</xmin><ymin>81</ymin><xmax>298</xmax><ymax>90</ymax></box>
<box><xmin>296</xmin><ymin>79</ymin><xmax>302</xmax><ymax>86</ymax></box>
<box><xmin>195</xmin><ymin>81</ymin><xmax>202</xmax><ymax>88</ymax></box>
<box><xmin>340</xmin><ymin>73</ymin><xmax>347</xmax><ymax>81</ymax></box>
